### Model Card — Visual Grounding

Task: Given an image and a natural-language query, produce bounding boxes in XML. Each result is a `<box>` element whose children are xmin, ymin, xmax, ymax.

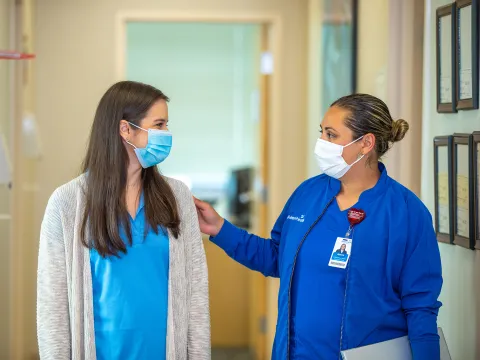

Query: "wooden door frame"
<box><xmin>114</xmin><ymin>11</ymin><xmax>282</xmax><ymax>360</ymax></box>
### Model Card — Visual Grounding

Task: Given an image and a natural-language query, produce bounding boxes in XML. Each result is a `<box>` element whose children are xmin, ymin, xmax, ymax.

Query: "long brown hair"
<box><xmin>80</xmin><ymin>81</ymin><xmax>180</xmax><ymax>257</ymax></box>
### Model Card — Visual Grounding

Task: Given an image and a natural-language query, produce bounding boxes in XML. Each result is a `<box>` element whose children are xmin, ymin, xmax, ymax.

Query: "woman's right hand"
<box><xmin>193</xmin><ymin>197</ymin><xmax>225</xmax><ymax>237</ymax></box>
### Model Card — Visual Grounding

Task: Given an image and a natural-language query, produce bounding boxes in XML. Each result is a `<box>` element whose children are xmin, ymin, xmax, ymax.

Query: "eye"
<box><xmin>319</xmin><ymin>127</ymin><xmax>336</xmax><ymax>139</ymax></box>
<box><xmin>327</xmin><ymin>132</ymin><xmax>336</xmax><ymax>139</ymax></box>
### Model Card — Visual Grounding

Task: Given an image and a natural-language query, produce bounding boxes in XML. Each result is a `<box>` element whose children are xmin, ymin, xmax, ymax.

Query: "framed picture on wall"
<box><xmin>434</xmin><ymin>136</ymin><xmax>454</xmax><ymax>244</ymax></box>
<box><xmin>455</xmin><ymin>0</ymin><xmax>479</xmax><ymax>110</ymax></box>
<box><xmin>472</xmin><ymin>131</ymin><xmax>480</xmax><ymax>250</ymax></box>
<box><xmin>436</xmin><ymin>3</ymin><xmax>457</xmax><ymax>113</ymax></box>
<box><xmin>452</xmin><ymin>133</ymin><xmax>474</xmax><ymax>249</ymax></box>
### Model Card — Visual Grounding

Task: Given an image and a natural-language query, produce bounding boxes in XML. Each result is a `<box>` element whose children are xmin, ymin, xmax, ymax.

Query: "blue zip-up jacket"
<box><xmin>211</xmin><ymin>163</ymin><xmax>442</xmax><ymax>359</ymax></box>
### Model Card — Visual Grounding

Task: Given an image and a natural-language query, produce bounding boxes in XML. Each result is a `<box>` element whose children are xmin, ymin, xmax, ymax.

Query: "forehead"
<box><xmin>321</xmin><ymin>106</ymin><xmax>350</xmax><ymax>128</ymax></box>
<box><xmin>144</xmin><ymin>99</ymin><xmax>168</xmax><ymax>121</ymax></box>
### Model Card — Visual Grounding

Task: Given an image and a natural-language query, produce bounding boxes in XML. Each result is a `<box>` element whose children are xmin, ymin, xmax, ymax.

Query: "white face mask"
<box><xmin>314</xmin><ymin>136</ymin><xmax>364</xmax><ymax>179</ymax></box>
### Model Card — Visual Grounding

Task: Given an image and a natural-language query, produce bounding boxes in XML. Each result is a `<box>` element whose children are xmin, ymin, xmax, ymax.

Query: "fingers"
<box><xmin>193</xmin><ymin>196</ymin><xmax>207</xmax><ymax>211</ymax></box>
<box><xmin>193</xmin><ymin>197</ymin><xmax>202</xmax><ymax>209</ymax></box>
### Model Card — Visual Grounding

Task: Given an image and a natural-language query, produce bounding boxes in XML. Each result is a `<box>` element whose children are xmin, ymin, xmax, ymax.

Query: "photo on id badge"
<box><xmin>328</xmin><ymin>237</ymin><xmax>352</xmax><ymax>269</ymax></box>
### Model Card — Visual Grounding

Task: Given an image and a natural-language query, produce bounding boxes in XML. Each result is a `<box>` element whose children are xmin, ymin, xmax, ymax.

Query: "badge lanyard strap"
<box><xmin>345</xmin><ymin>225</ymin><xmax>354</xmax><ymax>238</ymax></box>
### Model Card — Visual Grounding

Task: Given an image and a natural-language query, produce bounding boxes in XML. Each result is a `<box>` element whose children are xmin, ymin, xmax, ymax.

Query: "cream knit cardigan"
<box><xmin>37</xmin><ymin>175</ymin><xmax>211</xmax><ymax>359</ymax></box>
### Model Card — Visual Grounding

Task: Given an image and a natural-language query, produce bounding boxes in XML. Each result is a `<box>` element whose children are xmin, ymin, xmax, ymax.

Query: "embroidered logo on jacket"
<box><xmin>287</xmin><ymin>214</ymin><xmax>305</xmax><ymax>223</ymax></box>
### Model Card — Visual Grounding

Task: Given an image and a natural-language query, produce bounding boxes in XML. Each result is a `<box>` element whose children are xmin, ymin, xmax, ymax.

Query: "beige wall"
<box><xmin>422</xmin><ymin>0</ymin><xmax>480</xmax><ymax>359</ymax></box>
<box><xmin>0</xmin><ymin>0</ymin><xmax>11</xmax><ymax>358</ymax></box>
<box><xmin>306</xmin><ymin>0</ymin><xmax>322</xmax><ymax>178</ymax></box>
<box><xmin>356</xmin><ymin>0</ymin><xmax>424</xmax><ymax>195</ymax></box>
<box><xmin>356</xmin><ymin>0</ymin><xmax>389</xmax><ymax>98</ymax></box>
<box><xmin>384</xmin><ymin>0</ymin><xmax>424</xmax><ymax>195</ymax></box>
<box><xmin>10</xmin><ymin>0</ymin><xmax>39</xmax><ymax>358</ymax></box>
<box><xmin>350</xmin><ymin>0</ymin><xmax>425</xmax><ymax>194</ymax></box>
<box><xmin>16</xmin><ymin>0</ymin><xmax>309</xmax><ymax>357</ymax></box>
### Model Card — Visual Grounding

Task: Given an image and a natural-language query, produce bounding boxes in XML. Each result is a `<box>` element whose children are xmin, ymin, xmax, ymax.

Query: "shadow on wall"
<box><xmin>212</xmin><ymin>347</ymin><xmax>254</xmax><ymax>360</ymax></box>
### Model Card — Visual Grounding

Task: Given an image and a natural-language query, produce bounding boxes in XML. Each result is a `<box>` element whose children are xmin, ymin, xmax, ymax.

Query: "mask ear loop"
<box><xmin>344</xmin><ymin>135</ymin><xmax>365</xmax><ymax>148</ymax></box>
<box><xmin>346</xmin><ymin>136</ymin><xmax>366</xmax><ymax>165</ymax></box>
<box><xmin>128</xmin><ymin>122</ymin><xmax>148</xmax><ymax>132</ymax></box>
<box><xmin>124</xmin><ymin>122</ymin><xmax>148</xmax><ymax>149</ymax></box>
<box><xmin>125</xmin><ymin>139</ymin><xmax>137</xmax><ymax>149</ymax></box>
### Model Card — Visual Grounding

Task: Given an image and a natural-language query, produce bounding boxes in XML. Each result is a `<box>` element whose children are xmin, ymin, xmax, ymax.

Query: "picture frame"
<box><xmin>436</xmin><ymin>3</ymin><xmax>457</xmax><ymax>113</ymax></box>
<box><xmin>433</xmin><ymin>135</ymin><xmax>454</xmax><ymax>244</ymax></box>
<box><xmin>452</xmin><ymin>133</ymin><xmax>474</xmax><ymax>249</ymax></box>
<box><xmin>472</xmin><ymin>131</ymin><xmax>480</xmax><ymax>249</ymax></box>
<box><xmin>455</xmin><ymin>0</ymin><xmax>479</xmax><ymax>110</ymax></box>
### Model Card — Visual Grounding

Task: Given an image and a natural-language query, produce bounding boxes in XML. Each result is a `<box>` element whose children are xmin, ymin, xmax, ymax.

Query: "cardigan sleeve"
<box><xmin>37</xmin><ymin>188</ymin><xmax>71</xmax><ymax>359</ymax></box>
<box><xmin>186</xmin><ymin>190</ymin><xmax>211</xmax><ymax>359</ymax></box>
<box><xmin>170</xmin><ymin>178</ymin><xmax>211</xmax><ymax>359</ymax></box>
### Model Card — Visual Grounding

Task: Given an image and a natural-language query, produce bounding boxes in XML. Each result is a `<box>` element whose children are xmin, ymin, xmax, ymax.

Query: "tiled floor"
<box><xmin>211</xmin><ymin>347</ymin><xmax>254</xmax><ymax>360</ymax></box>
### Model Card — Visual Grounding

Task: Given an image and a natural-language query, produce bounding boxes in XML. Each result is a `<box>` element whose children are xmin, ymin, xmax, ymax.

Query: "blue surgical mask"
<box><xmin>125</xmin><ymin>122</ymin><xmax>172</xmax><ymax>168</ymax></box>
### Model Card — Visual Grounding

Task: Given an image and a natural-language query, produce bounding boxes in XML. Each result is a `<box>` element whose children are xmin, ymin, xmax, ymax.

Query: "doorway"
<box><xmin>119</xmin><ymin>16</ymin><xmax>275</xmax><ymax>360</ymax></box>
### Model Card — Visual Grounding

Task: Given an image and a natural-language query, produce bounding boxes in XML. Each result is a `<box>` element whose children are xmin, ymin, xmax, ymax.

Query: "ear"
<box><xmin>119</xmin><ymin>120</ymin><xmax>131</xmax><ymax>141</ymax></box>
<box><xmin>361</xmin><ymin>133</ymin><xmax>376</xmax><ymax>155</ymax></box>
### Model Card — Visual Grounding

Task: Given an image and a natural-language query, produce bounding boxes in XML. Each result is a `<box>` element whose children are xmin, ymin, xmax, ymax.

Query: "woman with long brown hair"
<box><xmin>37</xmin><ymin>81</ymin><xmax>210</xmax><ymax>360</ymax></box>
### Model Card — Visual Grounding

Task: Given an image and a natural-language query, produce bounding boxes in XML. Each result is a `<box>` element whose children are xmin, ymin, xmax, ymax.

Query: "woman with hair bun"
<box><xmin>195</xmin><ymin>93</ymin><xmax>442</xmax><ymax>359</ymax></box>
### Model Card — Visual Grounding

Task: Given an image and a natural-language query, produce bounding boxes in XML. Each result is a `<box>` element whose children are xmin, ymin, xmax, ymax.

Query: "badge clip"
<box><xmin>345</xmin><ymin>225</ymin><xmax>353</xmax><ymax>238</ymax></box>
<box><xmin>346</xmin><ymin>208</ymin><xmax>366</xmax><ymax>238</ymax></box>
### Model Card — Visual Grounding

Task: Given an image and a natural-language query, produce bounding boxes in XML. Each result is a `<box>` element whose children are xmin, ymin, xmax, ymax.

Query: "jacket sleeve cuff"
<box><xmin>410</xmin><ymin>339</ymin><xmax>440</xmax><ymax>360</ymax></box>
<box><xmin>209</xmin><ymin>220</ymin><xmax>243</xmax><ymax>255</ymax></box>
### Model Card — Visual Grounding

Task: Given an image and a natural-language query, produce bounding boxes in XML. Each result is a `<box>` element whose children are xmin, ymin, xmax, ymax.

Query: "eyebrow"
<box><xmin>153</xmin><ymin>118</ymin><xmax>168</xmax><ymax>124</ymax></box>
<box><xmin>323</xmin><ymin>125</ymin><xmax>338</xmax><ymax>133</ymax></box>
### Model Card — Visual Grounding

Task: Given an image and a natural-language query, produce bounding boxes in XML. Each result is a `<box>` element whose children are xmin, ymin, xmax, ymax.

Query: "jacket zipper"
<box><xmin>286</xmin><ymin>196</ymin><xmax>335</xmax><ymax>359</ymax></box>
<box><xmin>338</xmin><ymin>230</ymin><xmax>353</xmax><ymax>358</ymax></box>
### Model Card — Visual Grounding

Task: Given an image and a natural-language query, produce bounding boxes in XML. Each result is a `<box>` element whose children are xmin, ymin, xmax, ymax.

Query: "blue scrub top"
<box><xmin>290</xmin><ymin>200</ymin><xmax>350</xmax><ymax>359</ymax></box>
<box><xmin>90</xmin><ymin>194</ymin><xmax>169</xmax><ymax>360</ymax></box>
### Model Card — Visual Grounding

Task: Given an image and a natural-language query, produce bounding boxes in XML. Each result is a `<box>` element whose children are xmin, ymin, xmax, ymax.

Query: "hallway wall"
<box><xmin>0</xmin><ymin>0</ymin><xmax>11</xmax><ymax>357</ymax></box>
<box><xmin>356</xmin><ymin>0</ymin><xmax>389</xmax><ymax>98</ymax></box>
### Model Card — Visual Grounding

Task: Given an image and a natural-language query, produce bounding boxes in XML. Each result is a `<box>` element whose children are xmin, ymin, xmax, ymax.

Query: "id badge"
<box><xmin>328</xmin><ymin>237</ymin><xmax>352</xmax><ymax>269</ymax></box>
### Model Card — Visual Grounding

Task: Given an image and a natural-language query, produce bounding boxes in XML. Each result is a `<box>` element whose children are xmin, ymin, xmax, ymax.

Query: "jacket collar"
<box><xmin>327</xmin><ymin>162</ymin><xmax>389</xmax><ymax>201</ymax></box>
